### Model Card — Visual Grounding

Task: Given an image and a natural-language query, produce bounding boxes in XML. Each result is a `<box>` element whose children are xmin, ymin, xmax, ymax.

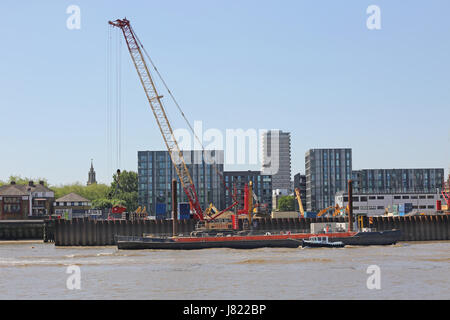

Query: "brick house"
<box><xmin>0</xmin><ymin>181</ymin><xmax>54</xmax><ymax>220</ymax></box>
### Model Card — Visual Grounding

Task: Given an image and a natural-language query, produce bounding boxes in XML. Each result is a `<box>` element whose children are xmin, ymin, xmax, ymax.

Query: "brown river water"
<box><xmin>0</xmin><ymin>241</ymin><xmax>448</xmax><ymax>300</ymax></box>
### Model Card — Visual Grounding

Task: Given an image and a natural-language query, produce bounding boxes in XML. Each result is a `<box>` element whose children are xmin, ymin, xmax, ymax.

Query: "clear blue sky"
<box><xmin>0</xmin><ymin>0</ymin><xmax>449</xmax><ymax>185</ymax></box>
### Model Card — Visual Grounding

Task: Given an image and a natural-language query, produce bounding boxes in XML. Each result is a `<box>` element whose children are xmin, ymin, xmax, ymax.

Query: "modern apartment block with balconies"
<box><xmin>305</xmin><ymin>148</ymin><xmax>352</xmax><ymax>212</ymax></box>
<box><xmin>138</xmin><ymin>150</ymin><xmax>224</xmax><ymax>216</ymax></box>
<box><xmin>261</xmin><ymin>130</ymin><xmax>291</xmax><ymax>193</ymax></box>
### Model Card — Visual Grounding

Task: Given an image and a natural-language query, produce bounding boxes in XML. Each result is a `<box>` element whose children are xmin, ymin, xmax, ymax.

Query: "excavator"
<box><xmin>317</xmin><ymin>203</ymin><xmax>351</xmax><ymax>217</ymax></box>
<box><xmin>332</xmin><ymin>204</ymin><xmax>349</xmax><ymax>217</ymax></box>
<box><xmin>295</xmin><ymin>186</ymin><xmax>347</xmax><ymax>218</ymax></box>
<box><xmin>317</xmin><ymin>205</ymin><xmax>336</xmax><ymax>217</ymax></box>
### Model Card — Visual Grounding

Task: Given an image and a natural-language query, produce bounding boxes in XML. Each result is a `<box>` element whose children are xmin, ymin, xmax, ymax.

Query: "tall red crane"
<box><xmin>108</xmin><ymin>18</ymin><xmax>204</xmax><ymax>220</ymax></box>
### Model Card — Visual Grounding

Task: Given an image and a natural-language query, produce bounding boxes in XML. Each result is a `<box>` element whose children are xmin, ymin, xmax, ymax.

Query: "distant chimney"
<box><xmin>39</xmin><ymin>181</ymin><xmax>45</xmax><ymax>186</ymax></box>
<box><xmin>10</xmin><ymin>181</ymin><xmax>16</xmax><ymax>185</ymax></box>
<box><xmin>28</xmin><ymin>181</ymin><xmax>34</xmax><ymax>187</ymax></box>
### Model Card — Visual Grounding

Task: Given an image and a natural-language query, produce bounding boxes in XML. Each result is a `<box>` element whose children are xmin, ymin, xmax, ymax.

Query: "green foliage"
<box><xmin>278</xmin><ymin>195</ymin><xmax>295</xmax><ymax>212</ymax></box>
<box><xmin>0</xmin><ymin>175</ymin><xmax>48</xmax><ymax>186</ymax></box>
<box><xmin>109</xmin><ymin>170</ymin><xmax>138</xmax><ymax>212</ymax></box>
<box><xmin>110</xmin><ymin>170</ymin><xmax>138</xmax><ymax>194</ymax></box>
<box><xmin>52</xmin><ymin>183</ymin><xmax>110</xmax><ymax>201</ymax></box>
<box><xmin>91</xmin><ymin>198</ymin><xmax>126</xmax><ymax>210</ymax></box>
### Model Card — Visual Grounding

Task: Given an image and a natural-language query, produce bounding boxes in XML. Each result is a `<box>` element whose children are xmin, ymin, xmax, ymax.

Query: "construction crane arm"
<box><xmin>109</xmin><ymin>18</ymin><xmax>204</xmax><ymax>220</ymax></box>
<box><xmin>294</xmin><ymin>188</ymin><xmax>305</xmax><ymax>217</ymax></box>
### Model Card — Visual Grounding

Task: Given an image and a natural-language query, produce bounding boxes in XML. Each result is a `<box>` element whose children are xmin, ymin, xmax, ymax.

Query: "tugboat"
<box><xmin>301</xmin><ymin>236</ymin><xmax>345</xmax><ymax>248</ymax></box>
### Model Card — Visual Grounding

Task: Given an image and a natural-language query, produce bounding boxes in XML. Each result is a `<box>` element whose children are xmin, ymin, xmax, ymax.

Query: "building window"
<box><xmin>377</xmin><ymin>196</ymin><xmax>384</xmax><ymax>200</ymax></box>
<box><xmin>3</xmin><ymin>197</ymin><xmax>21</xmax><ymax>213</ymax></box>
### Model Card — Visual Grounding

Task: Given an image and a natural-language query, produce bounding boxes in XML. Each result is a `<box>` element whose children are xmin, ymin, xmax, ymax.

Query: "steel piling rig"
<box><xmin>108</xmin><ymin>18</ymin><xmax>204</xmax><ymax>220</ymax></box>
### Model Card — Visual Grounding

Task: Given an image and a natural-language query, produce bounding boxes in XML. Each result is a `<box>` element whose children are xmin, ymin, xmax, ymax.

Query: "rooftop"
<box><xmin>0</xmin><ymin>181</ymin><xmax>53</xmax><ymax>197</ymax></box>
<box><xmin>55</xmin><ymin>193</ymin><xmax>89</xmax><ymax>202</ymax></box>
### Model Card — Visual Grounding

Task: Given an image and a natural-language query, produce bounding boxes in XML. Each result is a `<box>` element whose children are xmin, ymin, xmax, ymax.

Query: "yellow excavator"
<box><xmin>317</xmin><ymin>205</ymin><xmax>336</xmax><ymax>217</ymax></box>
<box><xmin>317</xmin><ymin>204</ymin><xmax>350</xmax><ymax>217</ymax></box>
<box><xmin>332</xmin><ymin>204</ymin><xmax>349</xmax><ymax>217</ymax></box>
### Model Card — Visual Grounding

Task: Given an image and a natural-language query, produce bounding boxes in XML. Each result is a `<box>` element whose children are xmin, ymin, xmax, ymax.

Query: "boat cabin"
<box><xmin>308</xmin><ymin>236</ymin><xmax>330</xmax><ymax>243</ymax></box>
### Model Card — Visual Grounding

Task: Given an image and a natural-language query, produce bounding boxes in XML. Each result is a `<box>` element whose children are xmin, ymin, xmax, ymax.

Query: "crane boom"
<box><xmin>109</xmin><ymin>18</ymin><xmax>204</xmax><ymax>220</ymax></box>
<box><xmin>294</xmin><ymin>188</ymin><xmax>305</xmax><ymax>217</ymax></box>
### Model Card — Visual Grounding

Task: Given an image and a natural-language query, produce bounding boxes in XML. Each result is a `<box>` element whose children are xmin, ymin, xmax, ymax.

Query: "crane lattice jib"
<box><xmin>108</xmin><ymin>18</ymin><xmax>203</xmax><ymax>220</ymax></box>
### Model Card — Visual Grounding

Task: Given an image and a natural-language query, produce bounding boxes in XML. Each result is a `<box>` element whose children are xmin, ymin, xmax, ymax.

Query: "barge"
<box><xmin>116</xmin><ymin>229</ymin><xmax>401</xmax><ymax>250</ymax></box>
<box><xmin>116</xmin><ymin>234</ymin><xmax>302</xmax><ymax>250</ymax></box>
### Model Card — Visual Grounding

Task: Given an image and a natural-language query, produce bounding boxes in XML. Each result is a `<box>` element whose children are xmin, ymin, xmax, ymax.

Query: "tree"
<box><xmin>110</xmin><ymin>170</ymin><xmax>138</xmax><ymax>194</ymax></box>
<box><xmin>91</xmin><ymin>198</ymin><xmax>125</xmax><ymax>210</ymax></box>
<box><xmin>109</xmin><ymin>170</ymin><xmax>138</xmax><ymax>212</ymax></box>
<box><xmin>278</xmin><ymin>196</ymin><xmax>295</xmax><ymax>212</ymax></box>
<box><xmin>52</xmin><ymin>183</ymin><xmax>110</xmax><ymax>201</ymax></box>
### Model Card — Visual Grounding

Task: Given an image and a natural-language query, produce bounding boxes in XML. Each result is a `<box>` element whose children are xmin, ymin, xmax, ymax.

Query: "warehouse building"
<box><xmin>352</xmin><ymin>168</ymin><xmax>444</xmax><ymax>193</ymax></box>
<box><xmin>335</xmin><ymin>191</ymin><xmax>444</xmax><ymax>216</ymax></box>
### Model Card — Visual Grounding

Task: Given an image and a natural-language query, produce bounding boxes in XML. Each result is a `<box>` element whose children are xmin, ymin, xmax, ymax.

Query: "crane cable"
<box><xmin>107</xmin><ymin>25</ymin><xmax>112</xmax><ymax>179</ymax></box>
<box><xmin>132</xmin><ymin>27</ymin><xmax>237</xmax><ymax>203</ymax></box>
<box><xmin>107</xmin><ymin>25</ymin><xmax>124</xmax><ymax>180</ymax></box>
<box><xmin>116</xmin><ymin>29</ymin><xmax>122</xmax><ymax>170</ymax></box>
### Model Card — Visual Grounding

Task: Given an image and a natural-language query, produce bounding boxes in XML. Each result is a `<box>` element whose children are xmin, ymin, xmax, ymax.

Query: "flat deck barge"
<box><xmin>116</xmin><ymin>229</ymin><xmax>401</xmax><ymax>250</ymax></box>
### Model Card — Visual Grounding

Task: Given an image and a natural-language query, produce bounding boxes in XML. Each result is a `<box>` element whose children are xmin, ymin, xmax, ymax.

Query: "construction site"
<box><xmin>12</xmin><ymin>18</ymin><xmax>444</xmax><ymax>246</ymax></box>
<box><xmin>1</xmin><ymin>17</ymin><xmax>449</xmax><ymax>246</ymax></box>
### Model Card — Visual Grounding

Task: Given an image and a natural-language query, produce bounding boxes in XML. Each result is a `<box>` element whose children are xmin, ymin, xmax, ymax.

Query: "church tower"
<box><xmin>87</xmin><ymin>159</ymin><xmax>97</xmax><ymax>185</ymax></box>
